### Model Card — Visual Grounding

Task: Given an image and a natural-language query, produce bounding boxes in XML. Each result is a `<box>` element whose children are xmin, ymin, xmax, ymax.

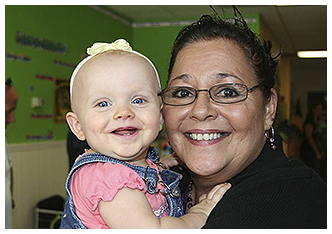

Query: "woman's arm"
<box><xmin>98</xmin><ymin>183</ymin><xmax>230</xmax><ymax>229</ymax></box>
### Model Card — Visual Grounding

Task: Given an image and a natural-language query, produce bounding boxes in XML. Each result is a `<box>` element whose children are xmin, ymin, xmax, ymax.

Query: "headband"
<box><xmin>69</xmin><ymin>39</ymin><xmax>161</xmax><ymax>100</ymax></box>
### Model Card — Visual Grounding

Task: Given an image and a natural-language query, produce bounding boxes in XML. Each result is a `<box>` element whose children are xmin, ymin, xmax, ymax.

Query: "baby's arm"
<box><xmin>98</xmin><ymin>183</ymin><xmax>231</xmax><ymax>229</ymax></box>
<box><xmin>159</xmin><ymin>153</ymin><xmax>182</xmax><ymax>169</ymax></box>
<box><xmin>176</xmin><ymin>183</ymin><xmax>231</xmax><ymax>228</ymax></box>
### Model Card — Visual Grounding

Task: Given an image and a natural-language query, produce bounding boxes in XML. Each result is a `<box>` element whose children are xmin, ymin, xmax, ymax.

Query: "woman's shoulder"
<box><xmin>225</xmin><ymin>159</ymin><xmax>326</xmax><ymax>213</ymax></box>
<box><xmin>239</xmin><ymin>159</ymin><xmax>325</xmax><ymax>194</ymax></box>
<box><xmin>262</xmin><ymin>160</ymin><xmax>326</xmax><ymax>196</ymax></box>
<box><xmin>204</xmin><ymin>161</ymin><xmax>326</xmax><ymax>228</ymax></box>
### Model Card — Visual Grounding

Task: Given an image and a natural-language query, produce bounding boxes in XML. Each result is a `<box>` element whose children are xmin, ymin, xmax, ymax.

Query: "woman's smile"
<box><xmin>184</xmin><ymin>129</ymin><xmax>231</xmax><ymax>145</ymax></box>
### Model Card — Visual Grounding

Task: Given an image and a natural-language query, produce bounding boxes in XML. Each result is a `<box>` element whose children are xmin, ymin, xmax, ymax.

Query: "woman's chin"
<box><xmin>187</xmin><ymin>160</ymin><xmax>223</xmax><ymax>177</ymax></box>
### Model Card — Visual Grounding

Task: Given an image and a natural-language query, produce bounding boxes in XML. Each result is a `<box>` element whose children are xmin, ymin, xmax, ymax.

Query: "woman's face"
<box><xmin>163</xmin><ymin>39</ymin><xmax>277</xmax><ymax>180</ymax></box>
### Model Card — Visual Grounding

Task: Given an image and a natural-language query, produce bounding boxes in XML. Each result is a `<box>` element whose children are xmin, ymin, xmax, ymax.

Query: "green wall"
<box><xmin>133</xmin><ymin>26</ymin><xmax>184</xmax><ymax>88</ymax></box>
<box><xmin>5</xmin><ymin>5</ymin><xmax>132</xmax><ymax>143</ymax></box>
<box><xmin>5</xmin><ymin>5</ymin><xmax>259</xmax><ymax>144</ymax></box>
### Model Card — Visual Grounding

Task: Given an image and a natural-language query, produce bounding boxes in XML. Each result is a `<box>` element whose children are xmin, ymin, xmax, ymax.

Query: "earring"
<box><xmin>265</xmin><ymin>126</ymin><xmax>277</xmax><ymax>151</ymax></box>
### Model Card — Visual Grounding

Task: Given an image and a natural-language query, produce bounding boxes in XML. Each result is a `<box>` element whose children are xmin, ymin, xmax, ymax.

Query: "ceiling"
<box><xmin>100</xmin><ymin>5</ymin><xmax>327</xmax><ymax>67</ymax></box>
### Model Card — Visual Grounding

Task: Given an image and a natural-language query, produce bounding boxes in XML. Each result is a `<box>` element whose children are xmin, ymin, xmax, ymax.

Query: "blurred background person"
<box><xmin>300</xmin><ymin>103</ymin><xmax>324</xmax><ymax>177</ymax></box>
<box><xmin>5</xmin><ymin>78</ymin><xmax>18</xmax><ymax>228</ymax></box>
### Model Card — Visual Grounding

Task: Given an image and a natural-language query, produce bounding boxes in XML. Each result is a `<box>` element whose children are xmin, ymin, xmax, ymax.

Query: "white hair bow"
<box><xmin>87</xmin><ymin>39</ymin><xmax>133</xmax><ymax>56</ymax></box>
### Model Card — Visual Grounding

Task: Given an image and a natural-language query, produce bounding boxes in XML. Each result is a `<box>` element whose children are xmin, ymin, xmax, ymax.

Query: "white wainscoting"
<box><xmin>8</xmin><ymin>140</ymin><xmax>69</xmax><ymax>229</ymax></box>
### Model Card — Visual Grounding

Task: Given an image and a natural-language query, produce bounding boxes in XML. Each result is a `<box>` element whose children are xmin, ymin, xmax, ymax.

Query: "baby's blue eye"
<box><xmin>132</xmin><ymin>98</ymin><xmax>145</xmax><ymax>104</ymax></box>
<box><xmin>97</xmin><ymin>101</ymin><xmax>111</xmax><ymax>107</ymax></box>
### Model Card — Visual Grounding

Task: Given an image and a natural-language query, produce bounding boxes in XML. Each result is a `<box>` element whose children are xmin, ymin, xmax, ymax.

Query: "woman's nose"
<box><xmin>113</xmin><ymin>106</ymin><xmax>135</xmax><ymax>120</ymax></box>
<box><xmin>189</xmin><ymin>91</ymin><xmax>217</xmax><ymax>121</ymax></box>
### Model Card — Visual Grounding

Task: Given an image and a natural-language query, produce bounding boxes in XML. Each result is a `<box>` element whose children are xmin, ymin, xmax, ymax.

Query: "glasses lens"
<box><xmin>210</xmin><ymin>83</ymin><xmax>247</xmax><ymax>103</ymax></box>
<box><xmin>162</xmin><ymin>86</ymin><xmax>196</xmax><ymax>106</ymax></box>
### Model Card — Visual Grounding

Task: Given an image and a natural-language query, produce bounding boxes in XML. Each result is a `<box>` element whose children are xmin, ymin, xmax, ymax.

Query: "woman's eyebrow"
<box><xmin>216</xmin><ymin>72</ymin><xmax>231</xmax><ymax>78</ymax></box>
<box><xmin>168</xmin><ymin>74</ymin><xmax>191</xmax><ymax>85</ymax></box>
<box><xmin>216</xmin><ymin>73</ymin><xmax>243</xmax><ymax>82</ymax></box>
<box><xmin>169</xmin><ymin>72</ymin><xmax>244</xmax><ymax>84</ymax></box>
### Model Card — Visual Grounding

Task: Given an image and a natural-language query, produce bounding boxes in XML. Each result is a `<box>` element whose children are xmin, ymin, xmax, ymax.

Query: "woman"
<box><xmin>160</xmin><ymin>9</ymin><xmax>326</xmax><ymax>228</ymax></box>
<box><xmin>301</xmin><ymin>103</ymin><xmax>324</xmax><ymax>174</ymax></box>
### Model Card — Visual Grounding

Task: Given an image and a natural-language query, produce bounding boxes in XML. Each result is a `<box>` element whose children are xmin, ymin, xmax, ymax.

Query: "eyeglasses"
<box><xmin>158</xmin><ymin>83</ymin><xmax>262</xmax><ymax>106</ymax></box>
<box><xmin>5</xmin><ymin>78</ymin><xmax>14</xmax><ymax>87</ymax></box>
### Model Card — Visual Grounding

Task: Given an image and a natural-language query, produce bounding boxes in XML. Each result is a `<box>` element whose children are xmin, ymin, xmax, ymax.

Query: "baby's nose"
<box><xmin>113</xmin><ymin>106</ymin><xmax>135</xmax><ymax>120</ymax></box>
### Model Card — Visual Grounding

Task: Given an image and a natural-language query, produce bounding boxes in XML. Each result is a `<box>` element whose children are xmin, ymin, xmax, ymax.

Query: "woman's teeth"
<box><xmin>189</xmin><ymin>133</ymin><xmax>223</xmax><ymax>141</ymax></box>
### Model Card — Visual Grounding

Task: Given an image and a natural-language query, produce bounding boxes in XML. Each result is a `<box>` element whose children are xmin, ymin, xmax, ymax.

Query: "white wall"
<box><xmin>8</xmin><ymin>140</ymin><xmax>68</xmax><ymax>229</ymax></box>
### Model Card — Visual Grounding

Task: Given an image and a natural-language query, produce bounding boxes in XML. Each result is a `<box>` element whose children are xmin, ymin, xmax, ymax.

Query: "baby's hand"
<box><xmin>159</xmin><ymin>153</ymin><xmax>182</xmax><ymax>169</ymax></box>
<box><xmin>190</xmin><ymin>183</ymin><xmax>231</xmax><ymax>217</ymax></box>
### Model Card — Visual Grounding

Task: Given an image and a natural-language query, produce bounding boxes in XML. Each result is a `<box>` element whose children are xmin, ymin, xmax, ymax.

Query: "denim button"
<box><xmin>170</xmin><ymin>188</ymin><xmax>180</xmax><ymax>199</ymax></box>
<box><xmin>148</xmin><ymin>147</ymin><xmax>159</xmax><ymax>163</ymax></box>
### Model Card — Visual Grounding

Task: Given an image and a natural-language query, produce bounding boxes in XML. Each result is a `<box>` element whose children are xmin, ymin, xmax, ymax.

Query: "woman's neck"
<box><xmin>190</xmin><ymin>172</ymin><xmax>230</xmax><ymax>200</ymax></box>
<box><xmin>189</xmin><ymin>141</ymin><xmax>264</xmax><ymax>200</ymax></box>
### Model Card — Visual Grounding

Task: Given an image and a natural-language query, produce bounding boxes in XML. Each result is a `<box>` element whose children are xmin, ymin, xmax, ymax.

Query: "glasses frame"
<box><xmin>158</xmin><ymin>83</ymin><xmax>262</xmax><ymax>106</ymax></box>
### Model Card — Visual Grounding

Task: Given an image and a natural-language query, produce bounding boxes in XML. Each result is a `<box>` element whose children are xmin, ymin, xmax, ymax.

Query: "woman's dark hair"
<box><xmin>168</xmin><ymin>8</ymin><xmax>280</xmax><ymax>102</ymax></box>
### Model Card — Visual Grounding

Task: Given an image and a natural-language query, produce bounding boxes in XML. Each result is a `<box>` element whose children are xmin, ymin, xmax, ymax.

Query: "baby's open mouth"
<box><xmin>112</xmin><ymin>127</ymin><xmax>138</xmax><ymax>136</ymax></box>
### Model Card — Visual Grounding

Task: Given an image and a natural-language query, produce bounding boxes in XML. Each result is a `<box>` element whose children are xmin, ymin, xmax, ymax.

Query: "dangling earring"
<box><xmin>265</xmin><ymin>126</ymin><xmax>277</xmax><ymax>151</ymax></box>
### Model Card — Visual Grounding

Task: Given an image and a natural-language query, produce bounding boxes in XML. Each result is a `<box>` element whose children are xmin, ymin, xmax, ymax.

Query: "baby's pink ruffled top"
<box><xmin>71</xmin><ymin>151</ymin><xmax>169</xmax><ymax>229</ymax></box>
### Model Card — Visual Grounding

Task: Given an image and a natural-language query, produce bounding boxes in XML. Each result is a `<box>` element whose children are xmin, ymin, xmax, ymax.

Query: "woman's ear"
<box><xmin>264</xmin><ymin>88</ymin><xmax>278</xmax><ymax>131</ymax></box>
<box><xmin>66</xmin><ymin>112</ymin><xmax>86</xmax><ymax>141</ymax></box>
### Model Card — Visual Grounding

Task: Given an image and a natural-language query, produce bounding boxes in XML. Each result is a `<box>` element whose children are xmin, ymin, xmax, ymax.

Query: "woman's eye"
<box><xmin>132</xmin><ymin>98</ymin><xmax>146</xmax><ymax>104</ymax></box>
<box><xmin>217</xmin><ymin>88</ymin><xmax>240</xmax><ymax>98</ymax></box>
<box><xmin>172</xmin><ymin>88</ymin><xmax>194</xmax><ymax>98</ymax></box>
<box><xmin>97</xmin><ymin>101</ymin><xmax>111</xmax><ymax>107</ymax></box>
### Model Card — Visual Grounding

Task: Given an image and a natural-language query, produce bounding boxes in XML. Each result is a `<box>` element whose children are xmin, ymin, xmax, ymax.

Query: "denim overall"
<box><xmin>60</xmin><ymin>147</ymin><xmax>183</xmax><ymax>229</ymax></box>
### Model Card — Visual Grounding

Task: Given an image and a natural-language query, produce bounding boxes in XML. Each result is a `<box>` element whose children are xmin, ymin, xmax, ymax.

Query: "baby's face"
<box><xmin>72</xmin><ymin>52</ymin><xmax>163</xmax><ymax>162</ymax></box>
